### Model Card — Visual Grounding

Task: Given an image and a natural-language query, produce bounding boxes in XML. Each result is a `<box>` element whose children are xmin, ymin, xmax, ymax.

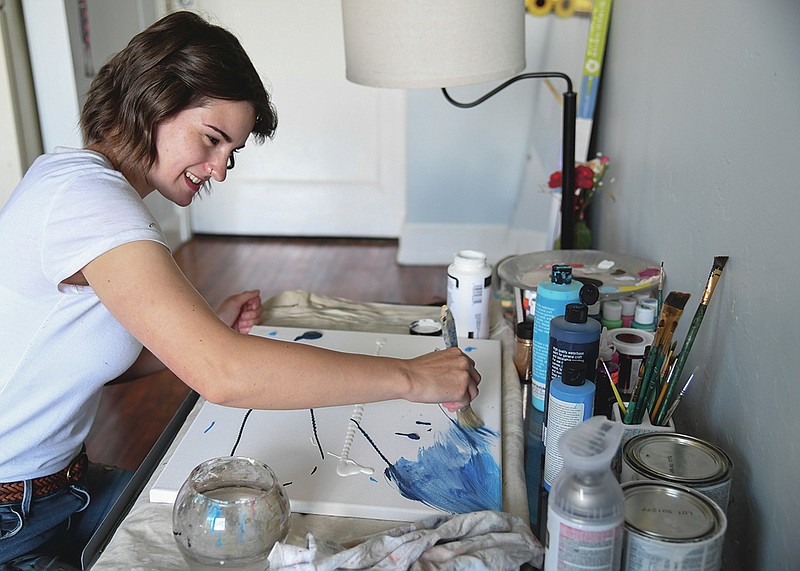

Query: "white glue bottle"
<box><xmin>545</xmin><ymin>416</ymin><xmax>625</xmax><ymax>571</ymax></box>
<box><xmin>446</xmin><ymin>250</ymin><xmax>492</xmax><ymax>339</ymax></box>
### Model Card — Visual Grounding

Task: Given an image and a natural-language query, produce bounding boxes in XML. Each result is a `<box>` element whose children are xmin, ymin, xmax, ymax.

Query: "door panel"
<box><xmin>182</xmin><ymin>0</ymin><xmax>406</xmax><ymax>237</ymax></box>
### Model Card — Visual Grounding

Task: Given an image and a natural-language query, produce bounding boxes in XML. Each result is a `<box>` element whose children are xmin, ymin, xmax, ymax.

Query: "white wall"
<box><xmin>401</xmin><ymin>14</ymin><xmax>592</xmax><ymax>265</ymax></box>
<box><xmin>593</xmin><ymin>1</ymin><xmax>799</xmax><ymax>568</ymax></box>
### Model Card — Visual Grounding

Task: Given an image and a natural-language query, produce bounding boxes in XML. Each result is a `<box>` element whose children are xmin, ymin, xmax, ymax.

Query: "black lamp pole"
<box><xmin>441</xmin><ymin>72</ymin><xmax>577</xmax><ymax>249</ymax></box>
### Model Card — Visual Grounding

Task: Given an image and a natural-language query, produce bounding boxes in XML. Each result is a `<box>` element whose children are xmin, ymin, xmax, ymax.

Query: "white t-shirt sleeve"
<box><xmin>40</xmin><ymin>165</ymin><xmax>168</xmax><ymax>285</ymax></box>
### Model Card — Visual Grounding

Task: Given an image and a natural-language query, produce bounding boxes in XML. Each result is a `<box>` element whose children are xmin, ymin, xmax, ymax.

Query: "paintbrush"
<box><xmin>660</xmin><ymin>367</ymin><xmax>698</xmax><ymax>425</ymax></box>
<box><xmin>655</xmin><ymin>256</ymin><xmax>729</xmax><ymax>426</ymax></box>
<box><xmin>625</xmin><ymin>291</ymin><xmax>691</xmax><ymax>423</ymax></box>
<box><xmin>601</xmin><ymin>359</ymin><xmax>626</xmax><ymax>416</ymax></box>
<box><xmin>440</xmin><ymin>306</ymin><xmax>484</xmax><ymax>430</ymax></box>
<box><xmin>634</xmin><ymin>292</ymin><xmax>690</xmax><ymax>423</ymax></box>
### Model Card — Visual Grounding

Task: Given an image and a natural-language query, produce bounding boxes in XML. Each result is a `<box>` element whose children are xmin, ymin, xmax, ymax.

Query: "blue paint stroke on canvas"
<box><xmin>385</xmin><ymin>419</ymin><xmax>501</xmax><ymax>513</ymax></box>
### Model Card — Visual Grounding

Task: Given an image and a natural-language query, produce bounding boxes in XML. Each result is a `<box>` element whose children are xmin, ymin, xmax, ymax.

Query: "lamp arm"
<box><xmin>441</xmin><ymin>72</ymin><xmax>577</xmax><ymax>249</ymax></box>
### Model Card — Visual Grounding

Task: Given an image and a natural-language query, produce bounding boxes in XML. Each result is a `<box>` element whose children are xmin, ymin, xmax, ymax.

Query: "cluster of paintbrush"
<box><xmin>622</xmin><ymin>256</ymin><xmax>729</xmax><ymax>426</ymax></box>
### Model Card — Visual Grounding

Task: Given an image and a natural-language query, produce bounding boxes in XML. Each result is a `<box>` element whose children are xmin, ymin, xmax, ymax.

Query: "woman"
<box><xmin>0</xmin><ymin>11</ymin><xmax>480</xmax><ymax>564</ymax></box>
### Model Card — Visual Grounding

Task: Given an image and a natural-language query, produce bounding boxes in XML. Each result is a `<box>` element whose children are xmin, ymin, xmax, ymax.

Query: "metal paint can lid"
<box><xmin>622</xmin><ymin>480</ymin><xmax>726</xmax><ymax>542</ymax></box>
<box><xmin>623</xmin><ymin>433</ymin><xmax>733</xmax><ymax>486</ymax></box>
<box><xmin>409</xmin><ymin>319</ymin><xmax>442</xmax><ymax>336</ymax></box>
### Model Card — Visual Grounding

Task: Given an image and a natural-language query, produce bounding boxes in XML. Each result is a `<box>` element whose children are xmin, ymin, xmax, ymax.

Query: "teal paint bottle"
<box><xmin>531</xmin><ymin>265</ymin><xmax>582</xmax><ymax>412</ymax></box>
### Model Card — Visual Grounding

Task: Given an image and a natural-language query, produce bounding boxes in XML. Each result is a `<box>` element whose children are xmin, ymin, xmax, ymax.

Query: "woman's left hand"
<box><xmin>216</xmin><ymin>290</ymin><xmax>263</xmax><ymax>333</ymax></box>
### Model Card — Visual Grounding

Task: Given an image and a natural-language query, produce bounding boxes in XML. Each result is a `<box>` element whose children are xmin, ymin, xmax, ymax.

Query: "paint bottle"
<box><xmin>608</xmin><ymin>328</ymin><xmax>654</xmax><ymax>398</ymax></box>
<box><xmin>446</xmin><ymin>250</ymin><xmax>492</xmax><ymax>339</ymax></box>
<box><xmin>514</xmin><ymin>321</ymin><xmax>534</xmax><ymax>424</ymax></box>
<box><xmin>545</xmin><ymin>416</ymin><xmax>625</xmax><ymax>571</ymax></box>
<box><xmin>546</xmin><ymin>303</ymin><xmax>602</xmax><ymax>387</ymax></box>
<box><xmin>514</xmin><ymin>321</ymin><xmax>534</xmax><ymax>383</ymax></box>
<box><xmin>543</xmin><ymin>303</ymin><xmax>601</xmax><ymax>446</ymax></box>
<box><xmin>632</xmin><ymin>303</ymin><xmax>656</xmax><ymax>332</ymax></box>
<box><xmin>601</xmin><ymin>300</ymin><xmax>623</xmax><ymax>330</ymax></box>
<box><xmin>595</xmin><ymin>360</ymin><xmax>619</xmax><ymax>419</ymax></box>
<box><xmin>620</xmin><ymin>296</ymin><xmax>637</xmax><ymax>328</ymax></box>
<box><xmin>531</xmin><ymin>265</ymin><xmax>582</xmax><ymax>412</ymax></box>
<box><xmin>543</xmin><ymin>361</ymin><xmax>595</xmax><ymax>491</ymax></box>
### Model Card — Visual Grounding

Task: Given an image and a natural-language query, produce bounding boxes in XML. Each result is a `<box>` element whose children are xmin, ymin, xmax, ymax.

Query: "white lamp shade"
<box><xmin>341</xmin><ymin>0</ymin><xmax>526</xmax><ymax>89</ymax></box>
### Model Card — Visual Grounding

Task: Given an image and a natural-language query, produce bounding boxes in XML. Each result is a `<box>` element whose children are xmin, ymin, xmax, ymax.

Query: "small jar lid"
<box><xmin>516</xmin><ymin>320</ymin><xmax>533</xmax><ymax>340</ymax></box>
<box><xmin>409</xmin><ymin>319</ymin><xmax>442</xmax><ymax>336</ymax></box>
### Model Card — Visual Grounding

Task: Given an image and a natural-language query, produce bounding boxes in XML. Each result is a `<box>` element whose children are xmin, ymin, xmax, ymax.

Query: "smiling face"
<box><xmin>138</xmin><ymin>99</ymin><xmax>256</xmax><ymax>206</ymax></box>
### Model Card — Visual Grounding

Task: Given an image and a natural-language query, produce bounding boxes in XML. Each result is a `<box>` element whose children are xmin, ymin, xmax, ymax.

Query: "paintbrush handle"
<box><xmin>655</xmin><ymin>305</ymin><xmax>706</xmax><ymax>425</ymax></box>
<box><xmin>441</xmin><ymin>306</ymin><xmax>458</xmax><ymax>349</ymax></box>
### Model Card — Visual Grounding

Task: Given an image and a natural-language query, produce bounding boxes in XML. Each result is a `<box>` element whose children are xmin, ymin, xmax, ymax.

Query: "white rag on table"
<box><xmin>268</xmin><ymin>510</ymin><xmax>543</xmax><ymax>571</ymax></box>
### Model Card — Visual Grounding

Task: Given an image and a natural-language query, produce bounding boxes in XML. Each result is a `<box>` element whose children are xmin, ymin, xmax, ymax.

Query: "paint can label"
<box><xmin>622</xmin><ymin>481</ymin><xmax>726</xmax><ymax>571</ymax></box>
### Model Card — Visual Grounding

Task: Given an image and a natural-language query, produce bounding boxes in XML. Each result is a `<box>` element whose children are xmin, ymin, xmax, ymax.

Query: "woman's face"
<box><xmin>144</xmin><ymin>99</ymin><xmax>256</xmax><ymax>206</ymax></box>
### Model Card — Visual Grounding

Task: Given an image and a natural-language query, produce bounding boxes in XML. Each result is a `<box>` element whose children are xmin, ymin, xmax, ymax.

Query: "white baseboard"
<box><xmin>397</xmin><ymin>223</ymin><xmax>550</xmax><ymax>266</ymax></box>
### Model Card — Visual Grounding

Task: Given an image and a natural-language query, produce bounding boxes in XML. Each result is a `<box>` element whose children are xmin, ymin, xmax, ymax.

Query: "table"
<box><xmin>88</xmin><ymin>290</ymin><xmax>532</xmax><ymax>569</ymax></box>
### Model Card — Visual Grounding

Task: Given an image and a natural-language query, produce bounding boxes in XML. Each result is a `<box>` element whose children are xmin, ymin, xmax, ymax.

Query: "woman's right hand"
<box><xmin>401</xmin><ymin>347</ymin><xmax>481</xmax><ymax>412</ymax></box>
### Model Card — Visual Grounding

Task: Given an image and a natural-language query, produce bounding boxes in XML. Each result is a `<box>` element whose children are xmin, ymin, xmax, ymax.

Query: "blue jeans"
<box><xmin>0</xmin><ymin>463</ymin><xmax>132</xmax><ymax>567</ymax></box>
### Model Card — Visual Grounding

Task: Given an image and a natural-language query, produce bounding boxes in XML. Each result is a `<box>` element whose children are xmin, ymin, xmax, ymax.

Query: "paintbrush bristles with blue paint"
<box><xmin>440</xmin><ymin>305</ymin><xmax>484</xmax><ymax>430</ymax></box>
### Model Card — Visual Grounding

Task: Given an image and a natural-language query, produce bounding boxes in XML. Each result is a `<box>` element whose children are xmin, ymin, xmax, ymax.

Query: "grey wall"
<box><xmin>591</xmin><ymin>1</ymin><xmax>799</xmax><ymax>568</ymax></box>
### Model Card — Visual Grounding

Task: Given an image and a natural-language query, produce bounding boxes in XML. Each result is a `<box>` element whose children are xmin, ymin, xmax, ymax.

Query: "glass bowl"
<box><xmin>172</xmin><ymin>456</ymin><xmax>291</xmax><ymax>570</ymax></box>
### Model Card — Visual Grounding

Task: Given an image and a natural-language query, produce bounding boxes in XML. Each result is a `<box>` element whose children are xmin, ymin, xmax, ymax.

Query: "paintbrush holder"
<box><xmin>610</xmin><ymin>403</ymin><xmax>675</xmax><ymax>478</ymax></box>
<box><xmin>173</xmin><ymin>456</ymin><xmax>291</xmax><ymax>570</ymax></box>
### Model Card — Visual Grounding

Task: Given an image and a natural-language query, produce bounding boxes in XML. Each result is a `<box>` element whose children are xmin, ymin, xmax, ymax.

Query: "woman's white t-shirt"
<box><xmin>0</xmin><ymin>148</ymin><xmax>168</xmax><ymax>481</ymax></box>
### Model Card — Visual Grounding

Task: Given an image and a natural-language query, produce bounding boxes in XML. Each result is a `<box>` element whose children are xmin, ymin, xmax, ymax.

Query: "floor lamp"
<box><xmin>340</xmin><ymin>0</ymin><xmax>577</xmax><ymax>249</ymax></box>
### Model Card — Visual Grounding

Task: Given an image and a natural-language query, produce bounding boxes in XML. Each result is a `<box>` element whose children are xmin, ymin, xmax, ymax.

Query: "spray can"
<box><xmin>446</xmin><ymin>250</ymin><xmax>492</xmax><ymax>339</ymax></box>
<box><xmin>531</xmin><ymin>265</ymin><xmax>582</xmax><ymax>411</ymax></box>
<box><xmin>545</xmin><ymin>416</ymin><xmax>625</xmax><ymax>571</ymax></box>
<box><xmin>543</xmin><ymin>361</ymin><xmax>595</xmax><ymax>491</ymax></box>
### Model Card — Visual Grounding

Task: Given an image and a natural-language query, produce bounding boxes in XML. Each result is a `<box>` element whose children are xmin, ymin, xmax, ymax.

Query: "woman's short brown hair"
<box><xmin>80</xmin><ymin>11</ymin><xmax>277</xmax><ymax>178</ymax></box>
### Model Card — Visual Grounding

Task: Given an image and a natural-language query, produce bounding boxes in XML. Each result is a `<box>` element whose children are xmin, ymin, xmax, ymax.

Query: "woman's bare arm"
<box><xmin>82</xmin><ymin>240</ymin><xmax>480</xmax><ymax>410</ymax></box>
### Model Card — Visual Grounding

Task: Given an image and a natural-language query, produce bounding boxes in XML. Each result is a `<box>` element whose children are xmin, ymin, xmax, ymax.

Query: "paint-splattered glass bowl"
<box><xmin>172</xmin><ymin>456</ymin><xmax>291</xmax><ymax>570</ymax></box>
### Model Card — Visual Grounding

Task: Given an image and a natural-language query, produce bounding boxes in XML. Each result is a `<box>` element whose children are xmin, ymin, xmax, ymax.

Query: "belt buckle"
<box><xmin>65</xmin><ymin>451</ymin><xmax>86</xmax><ymax>483</ymax></box>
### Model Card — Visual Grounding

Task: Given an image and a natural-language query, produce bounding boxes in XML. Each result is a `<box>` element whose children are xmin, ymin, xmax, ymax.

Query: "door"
<box><xmin>180</xmin><ymin>0</ymin><xmax>406</xmax><ymax>238</ymax></box>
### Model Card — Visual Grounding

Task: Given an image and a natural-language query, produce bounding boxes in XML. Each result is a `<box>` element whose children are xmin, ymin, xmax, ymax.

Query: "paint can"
<box><xmin>608</xmin><ymin>328</ymin><xmax>654</xmax><ymax>397</ymax></box>
<box><xmin>621</xmin><ymin>480</ymin><xmax>726</xmax><ymax>571</ymax></box>
<box><xmin>621</xmin><ymin>433</ymin><xmax>733</xmax><ymax>514</ymax></box>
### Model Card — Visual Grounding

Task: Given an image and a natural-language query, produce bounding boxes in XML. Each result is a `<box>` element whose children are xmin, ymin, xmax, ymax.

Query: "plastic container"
<box><xmin>547</xmin><ymin>303</ymin><xmax>602</xmax><ymax>386</ymax></box>
<box><xmin>632</xmin><ymin>303</ymin><xmax>656</xmax><ymax>332</ymax></box>
<box><xmin>620</xmin><ymin>296</ymin><xmax>637</xmax><ymax>328</ymax></box>
<box><xmin>531</xmin><ymin>264</ymin><xmax>582</xmax><ymax>411</ymax></box>
<box><xmin>601</xmin><ymin>299</ymin><xmax>623</xmax><ymax>330</ymax></box>
<box><xmin>446</xmin><ymin>250</ymin><xmax>492</xmax><ymax>339</ymax></box>
<box><xmin>543</xmin><ymin>361</ymin><xmax>595</xmax><ymax>491</ymax></box>
<box><xmin>545</xmin><ymin>416</ymin><xmax>625</xmax><ymax>571</ymax></box>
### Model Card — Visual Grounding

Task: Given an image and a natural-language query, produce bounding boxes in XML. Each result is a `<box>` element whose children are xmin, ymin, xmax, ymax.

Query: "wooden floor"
<box><xmin>84</xmin><ymin>236</ymin><xmax>447</xmax><ymax>471</ymax></box>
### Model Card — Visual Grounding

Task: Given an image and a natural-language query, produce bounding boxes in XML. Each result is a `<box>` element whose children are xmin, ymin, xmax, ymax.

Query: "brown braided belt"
<box><xmin>0</xmin><ymin>448</ymin><xmax>88</xmax><ymax>504</ymax></box>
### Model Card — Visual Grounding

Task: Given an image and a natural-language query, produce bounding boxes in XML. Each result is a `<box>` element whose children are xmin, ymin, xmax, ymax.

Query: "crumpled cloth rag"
<box><xmin>267</xmin><ymin>509</ymin><xmax>543</xmax><ymax>570</ymax></box>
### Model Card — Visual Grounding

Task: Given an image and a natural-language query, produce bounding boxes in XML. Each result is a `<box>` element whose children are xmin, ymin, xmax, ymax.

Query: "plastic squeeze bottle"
<box><xmin>545</xmin><ymin>416</ymin><xmax>625</xmax><ymax>571</ymax></box>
